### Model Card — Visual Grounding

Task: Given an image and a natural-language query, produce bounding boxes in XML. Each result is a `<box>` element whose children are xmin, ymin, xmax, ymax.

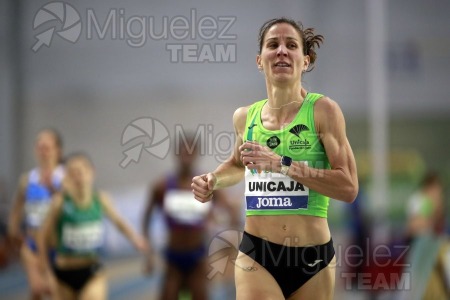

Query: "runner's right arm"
<box><xmin>141</xmin><ymin>181</ymin><xmax>164</xmax><ymax>274</ymax></box>
<box><xmin>141</xmin><ymin>181</ymin><xmax>164</xmax><ymax>243</ymax></box>
<box><xmin>8</xmin><ymin>174</ymin><xmax>28</xmax><ymax>242</ymax></box>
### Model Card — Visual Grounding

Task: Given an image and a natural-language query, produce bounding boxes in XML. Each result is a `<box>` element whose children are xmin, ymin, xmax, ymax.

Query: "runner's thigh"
<box><xmin>288</xmin><ymin>256</ymin><xmax>336</xmax><ymax>300</ymax></box>
<box><xmin>79</xmin><ymin>272</ymin><xmax>107</xmax><ymax>300</ymax></box>
<box><xmin>234</xmin><ymin>251</ymin><xmax>284</xmax><ymax>300</ymax></box>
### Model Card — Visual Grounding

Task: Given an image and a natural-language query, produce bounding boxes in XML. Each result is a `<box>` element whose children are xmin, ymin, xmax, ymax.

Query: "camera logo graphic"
<box><xmin>32</xmin><ymin>2</ymin><xmax>81</xmax><ymax>52</ymax></box>
<box><xmin>120</xmin><ymin>117</ymin><xmax>171</xmax><ymax>168</ymax></box>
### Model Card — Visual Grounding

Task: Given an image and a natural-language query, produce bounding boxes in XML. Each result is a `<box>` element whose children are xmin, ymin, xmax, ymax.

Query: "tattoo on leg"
<box><xmin>235</xmin><ymin>264</ymin><xmax>258</xmax><ymax>272</ymax></box>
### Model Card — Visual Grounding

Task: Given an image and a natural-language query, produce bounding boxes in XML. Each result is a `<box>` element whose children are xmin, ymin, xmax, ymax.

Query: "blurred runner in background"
<box><xmin>405</xmin><ymin>171</ymin><xmax>445</xmax><ymax>244</ymax></box>
<box><xmin>8</xmin><ymin>128</ymin><xmax>64</xmax><ymax>299</ymax></box>
<box><xmin>38</xmin><ymin>152</ymin><xmax>147</xmax><ymax>300</ymax></box>
<box><xmin>142</xmin><ymin>136</ymin><xmax>239</xmax><ymax>300</ymax></box>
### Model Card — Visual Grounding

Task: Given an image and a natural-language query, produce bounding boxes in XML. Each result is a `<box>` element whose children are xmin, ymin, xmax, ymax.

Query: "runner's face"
<box><xmin>35</xmin><ymin>131</ymin><xmax>60</xmax><ymax>165</ymax></box>
<box><xmin>257</xmin><ymin>23</ymin><xmax>309</xmax><ymax>84</ymax></box>
<box><xmin>66</xmin><ymin>158</ymin><xmax>94</xmax><ymax>189</ymax></box>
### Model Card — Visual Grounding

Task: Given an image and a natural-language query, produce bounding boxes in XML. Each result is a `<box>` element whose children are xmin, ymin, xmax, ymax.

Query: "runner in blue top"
<box><xmin>8</xmin><ymin>128</ymin><xmax>64</xmax><ymax>299</ymax></box>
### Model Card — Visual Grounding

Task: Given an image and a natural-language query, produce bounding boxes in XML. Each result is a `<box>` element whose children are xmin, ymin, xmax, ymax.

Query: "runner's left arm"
<box><xmin>37</xmin><ymin>194</ymin><xmax>63</xmax><ymax>271</ymax></box>
<box><xmin>99</xmin><ymin>191</ymin><xmax>147</xmax><ymax>252</ymax></box>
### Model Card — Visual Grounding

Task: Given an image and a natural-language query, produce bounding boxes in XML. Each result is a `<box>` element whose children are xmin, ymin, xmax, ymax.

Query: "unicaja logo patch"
<box><xmin>289</xmin><ymin>124</ymin><xmax>309</xmax><ymax>138</ymax></box>
<box><xmin>288</xmin><ymin>124</ymin><xmax>311</xmax><ymax>151</ymax></box>
<box><xmin>32</xmin><ymin>2</ymin><xmax>82</xmax><ymax>52</ymax></box>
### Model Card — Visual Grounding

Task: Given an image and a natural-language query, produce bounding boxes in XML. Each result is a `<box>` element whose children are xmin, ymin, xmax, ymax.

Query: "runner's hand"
<box><xmin>240</xmin><ymin>141</ymin><xmax>281</xmax><ymax>173</ymax></box>
<box><xmin>192</xmin><ymin>173</ymin><xmax>216</xmax><ymax>203</ymax></box>
<box><xmin>133</xmin><ymin>235</ymin><xmax>149</xmax><ymax>253</ymax></box>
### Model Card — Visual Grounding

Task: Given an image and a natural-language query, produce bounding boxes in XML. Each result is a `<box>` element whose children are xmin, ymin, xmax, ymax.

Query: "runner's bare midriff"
<box><xmin>245</xmin><ymin>215</ymin><xmax>330</xmax><ymax>246</ymax></box>
<box><xmin>55</xmin><ymin>255</ymin><xmax>99</xmax><ymax>269</ymax></box>
<box><xmin>168</xmin><ymin>228</ymin><xmax>205</xmax><ymax>251</ymax></box>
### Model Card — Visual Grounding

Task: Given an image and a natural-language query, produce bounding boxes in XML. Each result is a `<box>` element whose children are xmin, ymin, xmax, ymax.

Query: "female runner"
<box><xmin>192</xmin><ymin>18</ymin><xmax>358</xmax><ymax>300</ymax></box>
<box><xmin>39</xmin><ymin>153</ymin><xmax>147</xmax><ymax>300</ymax></box>
<box><xmin>8</xmin><ymin>129</ymin><xmax>64</xmax><ymax>299</ymax></box>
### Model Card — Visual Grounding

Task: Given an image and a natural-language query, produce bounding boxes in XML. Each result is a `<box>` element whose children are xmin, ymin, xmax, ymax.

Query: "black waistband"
<box><xmin>239</xmin><ymin>231</ymin><xmax>335</xmax><ymax>267</ymax></box>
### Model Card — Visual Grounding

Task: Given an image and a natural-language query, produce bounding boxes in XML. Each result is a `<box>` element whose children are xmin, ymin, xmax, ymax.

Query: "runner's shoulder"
<box><xmin>314</xmin><ymin>96</ymin><xmax>342</xmax><ymax>119</ymax></box>
<box><xmin>17</xmin><ymin>172</ymin><xmax>29</xmax><ymax>191</ymax></box>
<box><xmin>233</xmin><ymin>105</ymin><xmax>251</xmax><ymax>131</ymax></box>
